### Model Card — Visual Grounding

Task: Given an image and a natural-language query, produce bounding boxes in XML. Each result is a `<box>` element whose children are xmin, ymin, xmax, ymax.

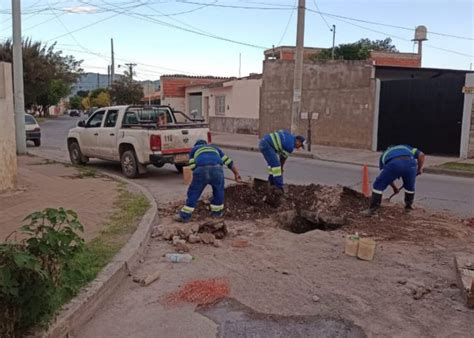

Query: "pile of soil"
<box><xmin>159</xmin><ymin>183</ymin><xmax>470</xmax><ymax>243</ymax></box>
<box><xmin>189</xmin><ymin>183</ymin><xmax>365</xmax><ymax>221</ymax></box>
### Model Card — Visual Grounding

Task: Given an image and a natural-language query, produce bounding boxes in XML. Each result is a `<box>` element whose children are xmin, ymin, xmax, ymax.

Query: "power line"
<box><xmin>277</xmin><ymin>0</ymin><xmax>297</xmax><ymax>46</ymax></box>
<box><xmin>330</xmin><ymin>15</ymin><xmax>474</xmax><ymax>58</ymax></box>
<box><xmin>46</xmin><ymin>1</ymin><xmax>110</xmax><ymax>64</ymax></box>
<box><xmin>76</xmin><ymin>0</ymin><xmax>269</xmax><ymax>49</ymax></box>
<box><xmin>174</xmin><ymin>0</ymin><xmax>295</xmax><ymax>10</ymax></box>
<box><xmin>312</xmin><ymin>0</ymin><xmax>331</xmax><ymax>31</ymax></box>
<box><xmin>58</xmin><ymin>46</ymin><xmax>199</xmax><ymax>75</ymax></box>
<box><xmin>305</xmin><ymin>8</ymin><xmax>474</xmax><ymax>41</ymax></box>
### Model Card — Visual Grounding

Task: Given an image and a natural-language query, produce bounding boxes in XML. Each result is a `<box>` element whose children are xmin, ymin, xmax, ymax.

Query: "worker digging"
<box><xmin>258</xmin><ymin>129</ymin><xmax>306</xmax><ymax>192</ymax></box>
<box><xmin>174</xmin><ymin>140</ymin><xmax>241</xmax><ymax>223</ymax></box>
<box><xmin>363</xmin><ymin>144</ymin><xmax>425</xmax><ymax>216</ymax></box>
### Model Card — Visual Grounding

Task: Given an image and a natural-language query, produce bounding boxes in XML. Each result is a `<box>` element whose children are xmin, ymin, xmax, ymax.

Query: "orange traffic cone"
<box><xmin>362</xmin><ymin>164</ymin><xmax>371</xmax><ymax>197</ymax></box>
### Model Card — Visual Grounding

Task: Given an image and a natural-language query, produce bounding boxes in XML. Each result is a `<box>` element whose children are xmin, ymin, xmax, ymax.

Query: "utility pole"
<box><xmin>110</xmin><ymin>38</ymin><xmax>115</xmax><ymax>83</ymax></box>
<box><xmin>107</xmin><ymin>65</ymin><xmax>110</xmax><ymax>87</ymax></box>
<box><xmin>239</xmin><ymin>53</ymin><xmax>241</xmax><ymax>77</ymax></box>
<box><xmin>12</xmin><ymin>0</ymin><xmax>26</xmax><ymax>154</ymax></box>
<box><xmin>290</xmin><ymin>0</ymin><xmax>305</xmax><ymax>134</ymax></box>
<box><xmin>125</xmin><ymin>63</ymin><xmax>137</xmax><ymax>80</ymax></box>
<box><xmin>331</xmin><ymin>25</ymin><xmax>336</xmax><ymax>60</ymax></box>
<box><xmin>97</xmin><ymin>73</ymin><xmax>100</xmax><ymax>89</ymax></box>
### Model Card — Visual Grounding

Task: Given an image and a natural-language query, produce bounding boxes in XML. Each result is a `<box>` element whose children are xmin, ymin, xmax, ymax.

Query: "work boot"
<box><xmin>174</xmin><ymin>214</ymin><xmax>189</xmax><ymax>223</ymax></box>
<box><xmin>404</xmin><ymin>193</ymin><xmax>415</xmax><ymax>212</ymax></box>
<box><xmin>361</xmin><ymin>193</ymin><xmax>382</xmax><ymax>217</ymax></box>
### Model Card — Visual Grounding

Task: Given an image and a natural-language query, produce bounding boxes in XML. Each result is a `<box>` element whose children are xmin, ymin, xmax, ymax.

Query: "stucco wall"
<box><xmin>0</xmin><ymin>62</ymin><xmax>17</xmax><ymax>191</ymax></box>
<box><xmin>260</xmin><ymin>60</ymin><xmax>376</xmax><ymax>149</ymax></box>
<box><xmin>209</xmin><ymin>116</ymin><xmax>259</xmax><ymax>135</ymax></box>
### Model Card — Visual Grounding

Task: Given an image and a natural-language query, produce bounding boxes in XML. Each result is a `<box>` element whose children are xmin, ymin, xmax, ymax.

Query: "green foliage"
<box><xmin>69</xmin><ymin>95</ymin><xmax>82</xmax><ymax>110</ymax></box>
<box><xmin>0</xmin><ymin>39</ymin><xmax>82</xmax><ymax>113</ymax></box>
<box><xmin>312</xmin><ymin>38</ymin><xmax>398</xmax><ymax>61</ymax></box>
<box><xmin>0</xmin><ymin>208</ymin><xmax>85</xmax><ymax>336</ymax></box>
<box><xmin>110</xmin><ymin>72</ymin><xmax>144</xmax><ymax>105</ymax></box>
<box><xmin>76</xmin><ymin>90</ymin><xmax>90</xmax><ymax>98</ymax></box>
<box><xmin>0</xmin><ymin>188</ymin><xmax>149</xmax><ymax>337</ymax></box>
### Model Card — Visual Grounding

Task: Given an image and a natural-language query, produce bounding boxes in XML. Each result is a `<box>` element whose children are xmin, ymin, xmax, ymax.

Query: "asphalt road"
<box><xmin>31</xmin><ymin>115</ymin><xmax>474</xmax><ymax>218</ymax></box>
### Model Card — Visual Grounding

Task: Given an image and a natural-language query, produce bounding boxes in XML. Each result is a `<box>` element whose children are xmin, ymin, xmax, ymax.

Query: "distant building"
<box><xmin>160</xmin><ymin>75</ymin><xmax>229</xmax><ymax>113</ymax></box>
<box><xmin>70</xmin><ymin>73</ymin><xmax>110</xmax><ymax>96</ymax></box>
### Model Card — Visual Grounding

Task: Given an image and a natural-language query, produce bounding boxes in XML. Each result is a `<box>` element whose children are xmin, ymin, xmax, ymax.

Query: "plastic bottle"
<box><xmin>165</xmin><ymin>253</ymin><xmax>193</xmax><ymax>263</ymax></box>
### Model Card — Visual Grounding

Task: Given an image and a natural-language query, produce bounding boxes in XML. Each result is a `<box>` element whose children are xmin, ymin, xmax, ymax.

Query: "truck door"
<box><xmin>81</xmin><ymin>110</ymin><xmax>105</xmax><ymax>156</ymax></box>
<box><xmin>97</xmin><ymin>109</ymin><xmax>119</xmax><ymax>160</ymax></box>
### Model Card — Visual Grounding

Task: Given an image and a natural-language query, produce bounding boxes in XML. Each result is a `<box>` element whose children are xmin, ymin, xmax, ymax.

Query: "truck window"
<box><xmin>104</xmin><ymin>110</ymin><xmax>119</xmax><ymax>128</ymax></box>
<box><xmin>124</xmin><ymin>108</ymin><xmax>174</xmax><ymax>126</ymax></box>
<box><xmin>86</xmin><ymin>111</ymin><xmax>105</xmax><ymax>128</ymax></box>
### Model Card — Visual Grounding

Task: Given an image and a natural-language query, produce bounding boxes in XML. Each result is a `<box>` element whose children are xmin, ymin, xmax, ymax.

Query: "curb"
<box><xmin>424</xmin><ymin>167</ymin><xmax>474</xmax><ymax>179</ymax></box>
<box><xmin>215</xmin><ymin>143</ymin><xmax>474</xmax><ymax>178</ymax></box>
<box><xmin>28</xmin><ymin>152</ymin><xmax>158</xmax><ymax>338</ymax></box>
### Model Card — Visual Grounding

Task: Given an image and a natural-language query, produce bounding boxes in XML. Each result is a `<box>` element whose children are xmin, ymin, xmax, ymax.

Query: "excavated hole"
<box><xmin>277</xmin><ymin>210</ymin><xmax>344</xmax><ymax>234</ymax></box>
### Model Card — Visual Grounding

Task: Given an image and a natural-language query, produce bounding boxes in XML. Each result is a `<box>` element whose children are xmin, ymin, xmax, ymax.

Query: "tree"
<box><xmin>92</xmin><ymin>91</ymin><xmax>111</xmax><ymax>107</ymax></box>
<box><xmin>76</xmin><ymin>90</ymin><xmax>89</xmax><ymax>98</ymax></box>
<box><xmin>110</xmin><ymin>71</ymin><xmax>144</xmax><ymax>105</ymax></box>
<box><xmin>312</xmin><ymin>38</ymin><xmax>398</xmax><ymax>61</ymax></box>
<box><xmin>81</xmin><ymin>97</ymin><xmax>91</xmax><ymax>110</ymax></box>
<box><xmin>69</xmin><ymin>95</ymin><xmax>82</xmax><ymax>110</ymax></box>
<box><xmin>0</xmin><ymin>39</ymin><xmax>82</xmax><ymax>115</ymax></box>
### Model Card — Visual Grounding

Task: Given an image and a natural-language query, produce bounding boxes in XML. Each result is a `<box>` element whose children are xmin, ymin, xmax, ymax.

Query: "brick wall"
<box><xmin>161</xmin><ymin>76</ymin><xmax>227</xmax><ymax>98</ymax></box>
<box><xmin>371</xmin><ymin>51</ymin><xmax>421</xmax><ymax>68</ymax></box>
<box><xmin>260</xmin><ymin>60</ymin><xmax>376</xmax><ymax>149</ymax></box>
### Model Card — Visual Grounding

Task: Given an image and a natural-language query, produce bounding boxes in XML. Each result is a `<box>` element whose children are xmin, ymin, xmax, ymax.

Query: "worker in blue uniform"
<box><xmin>259</xmin><ymin>130</ymin><xmax>306</xmax><ymax>190</ymax></box>
<box><xmin>175</xmin><ymin>140</ymin><xmax>241</xmax><ymax>223</ymax></box>
<box><xmin>364</xmin><ymin>144</ymin><xmax>425</xmax><ymax>215</ymax></box>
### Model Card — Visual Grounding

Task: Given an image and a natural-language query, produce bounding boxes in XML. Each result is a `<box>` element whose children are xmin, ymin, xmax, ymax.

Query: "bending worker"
<box><xmin>175</xmin><ymin>140</ymin><xmax>241</xmax><ymax>223</ymax></box>
<box><xmin>364</xmin><ymin>144</ymin><xmax>425</xmax><ymax>215</ymax></box>
<box><xmin>259</xmin><ymin>129</ymin><xmax>306</xmax><ymax>190</ymax></box>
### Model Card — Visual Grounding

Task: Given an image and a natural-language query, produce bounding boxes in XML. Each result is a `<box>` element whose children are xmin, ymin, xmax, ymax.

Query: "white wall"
<box><xmin>208</xmin><ymin>78</ymin><xmax>261</xmax><ymax>119</ymax></box>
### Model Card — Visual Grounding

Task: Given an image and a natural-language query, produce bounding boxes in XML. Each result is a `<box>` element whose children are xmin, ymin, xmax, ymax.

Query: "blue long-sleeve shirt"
<box><xmin>379</xmin><ymin>145</ymin><xmax>421</xmax><ymax>169</ymax></box>
<box><xmin>262</xmin><ymin>130</ymin><xmax>296</xmax><ymax>159</ymax></box>
<box><xmin>188</xmin><ymin>144</ymin><xmax>234</xmax><ymax>170</ymax></box>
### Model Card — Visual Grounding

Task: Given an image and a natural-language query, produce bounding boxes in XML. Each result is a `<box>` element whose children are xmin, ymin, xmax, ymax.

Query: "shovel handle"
<box><xmin>225</xmin><ymin>176</ymin><xmax>251</xmax><ymax>185</ymax></box>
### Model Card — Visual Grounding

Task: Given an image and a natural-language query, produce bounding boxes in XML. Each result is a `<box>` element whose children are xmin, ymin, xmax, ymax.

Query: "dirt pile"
<box><xmin>188</xmin><ymin>184</ymin><xmax>366</xmax><ymax>221</ymax></box>
<box><xmin>158</xmin><ymin>183</ymin><xmax>470</xmax><ymax>242</ymax></box>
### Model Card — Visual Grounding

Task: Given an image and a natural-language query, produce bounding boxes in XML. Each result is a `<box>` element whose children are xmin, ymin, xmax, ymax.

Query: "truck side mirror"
<box><xmin>77</xmin><ymin>120</ymin><xmax>85</xmax><ymax>128</ymax></box>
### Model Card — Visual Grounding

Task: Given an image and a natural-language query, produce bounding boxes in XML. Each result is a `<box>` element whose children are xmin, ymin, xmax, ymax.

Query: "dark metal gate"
<box><xmin>377</xmin><ymin>76</ymin><xmax>465</xmax><ymax>156</ymax></box>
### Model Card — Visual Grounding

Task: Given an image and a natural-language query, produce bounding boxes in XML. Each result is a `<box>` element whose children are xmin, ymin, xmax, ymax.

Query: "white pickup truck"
<box><xmin>67</xmin><ymin>105</ymin><xmax>211</xmax><ymax>178</ymax></box>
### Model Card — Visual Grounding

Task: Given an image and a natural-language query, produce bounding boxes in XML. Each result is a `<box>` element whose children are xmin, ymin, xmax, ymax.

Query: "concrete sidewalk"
<box><xmin>0</xmin><ymin>155</ymin><xmax>120</xmax><ymax>242</ymax></box>
<box><xmin>212</xmin><ymin>132</ymin><xmax>474</xmax><ymax>172</ymax></box>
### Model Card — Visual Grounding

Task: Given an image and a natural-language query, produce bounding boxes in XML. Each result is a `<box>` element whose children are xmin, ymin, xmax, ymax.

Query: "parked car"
<box><xmin>67</xmin><ymin>105</ymin><xmax>210</xmax><ymax>178</ymax></box>
<box><xmin>25</xmin><ymin>114</ymin><xmax>41</xmax><ymax>146</ymax></box>
<box><xmin>68</xmin><ymin>109</ymin><xmax>80</xmax><ymax>117</ymax></box>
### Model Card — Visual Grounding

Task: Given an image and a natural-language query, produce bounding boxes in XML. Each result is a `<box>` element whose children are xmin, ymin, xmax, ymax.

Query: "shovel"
<box><xmin>387</xmin><ymin>173</ymin><xmax>420</xmax><ymax>202</ymax></box>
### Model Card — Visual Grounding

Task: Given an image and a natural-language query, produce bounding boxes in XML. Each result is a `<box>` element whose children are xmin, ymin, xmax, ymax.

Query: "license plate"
<box><xmin>174</xmin><ymin>154</ymin><xmax>189</xmax><ymax>163</ymax></box>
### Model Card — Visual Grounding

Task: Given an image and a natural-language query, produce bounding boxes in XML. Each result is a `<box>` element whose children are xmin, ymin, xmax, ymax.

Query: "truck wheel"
<box><xmin>175</xmin><ymin>163</ymin><xmax>185</xmax><ymax>173</ymax></box>
<box><xmin>121</xmin><ymin>150</ymin><xmax>140</xmax><ymax>178</ymax></box>
<box><xmin>34</xmin><ymin>139</ymin><xmax>41</xmax><ymax>147</ymax></box>
<box><xmin>69</xmin><ymin>142</ymin><xmax>88</xmax><ymax>165</ymax></box>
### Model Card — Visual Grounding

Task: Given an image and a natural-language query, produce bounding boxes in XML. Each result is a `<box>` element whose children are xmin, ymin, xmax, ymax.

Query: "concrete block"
<box><xmin>454</xmin><ymin>254</ymin><xmax>474</xmax><ymax>309</ymax></box>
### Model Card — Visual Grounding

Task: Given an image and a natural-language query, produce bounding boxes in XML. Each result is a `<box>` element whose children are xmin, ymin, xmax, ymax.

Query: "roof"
<box><xmin>161</xmin><ymin>74</ymin><xmax>231</xmax><ymax>80</ymax></box>
<box><xmin>185</xmin><ymin>74</ymin><xmax>263</xmax><ymax>89</ymax></box>
<box><xmin>375</xmin><ymin>65</ymin><xmax>474</xmax><ymax>73</ymax></box>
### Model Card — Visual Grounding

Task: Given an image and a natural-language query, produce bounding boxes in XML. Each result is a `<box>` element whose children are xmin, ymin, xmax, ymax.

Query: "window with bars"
<box><xmin>215</xmin><ymin>95</ymin><xmax>226</xmax><ymax>115</ymax></box>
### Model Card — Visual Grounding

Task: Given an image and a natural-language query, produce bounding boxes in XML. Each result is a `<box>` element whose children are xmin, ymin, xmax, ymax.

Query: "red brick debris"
<box><xmin>164</xmin><ymin>278</ymin><xmax>230</xmax><ymax>306</ymax></box>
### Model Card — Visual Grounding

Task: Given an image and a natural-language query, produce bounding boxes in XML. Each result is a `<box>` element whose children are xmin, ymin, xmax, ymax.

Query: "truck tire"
<box><xmin>121</xmin><ymin>149</ymin><xmax>140</xmax><ymax>178</ymax></box>
<box><xmin>33</xmin><ymin>139</ymin><xmax>41</xmax><ymax>147</ymax></box>
<box><xmin>69</xmin><ymin>141</ymin><xmax>88</xmax><ymax>165</ymax></box>
<box><xmin>175</xmin><ymin>163</ymin><xmax>185</xmax><ymax>173</ymax></box>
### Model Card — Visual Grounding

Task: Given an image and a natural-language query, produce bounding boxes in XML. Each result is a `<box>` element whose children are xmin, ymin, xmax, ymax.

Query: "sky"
<box><xmin>0</xmin><ymin>0</ymin><xmax>473</xmax><ymax>81</ymax></box>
